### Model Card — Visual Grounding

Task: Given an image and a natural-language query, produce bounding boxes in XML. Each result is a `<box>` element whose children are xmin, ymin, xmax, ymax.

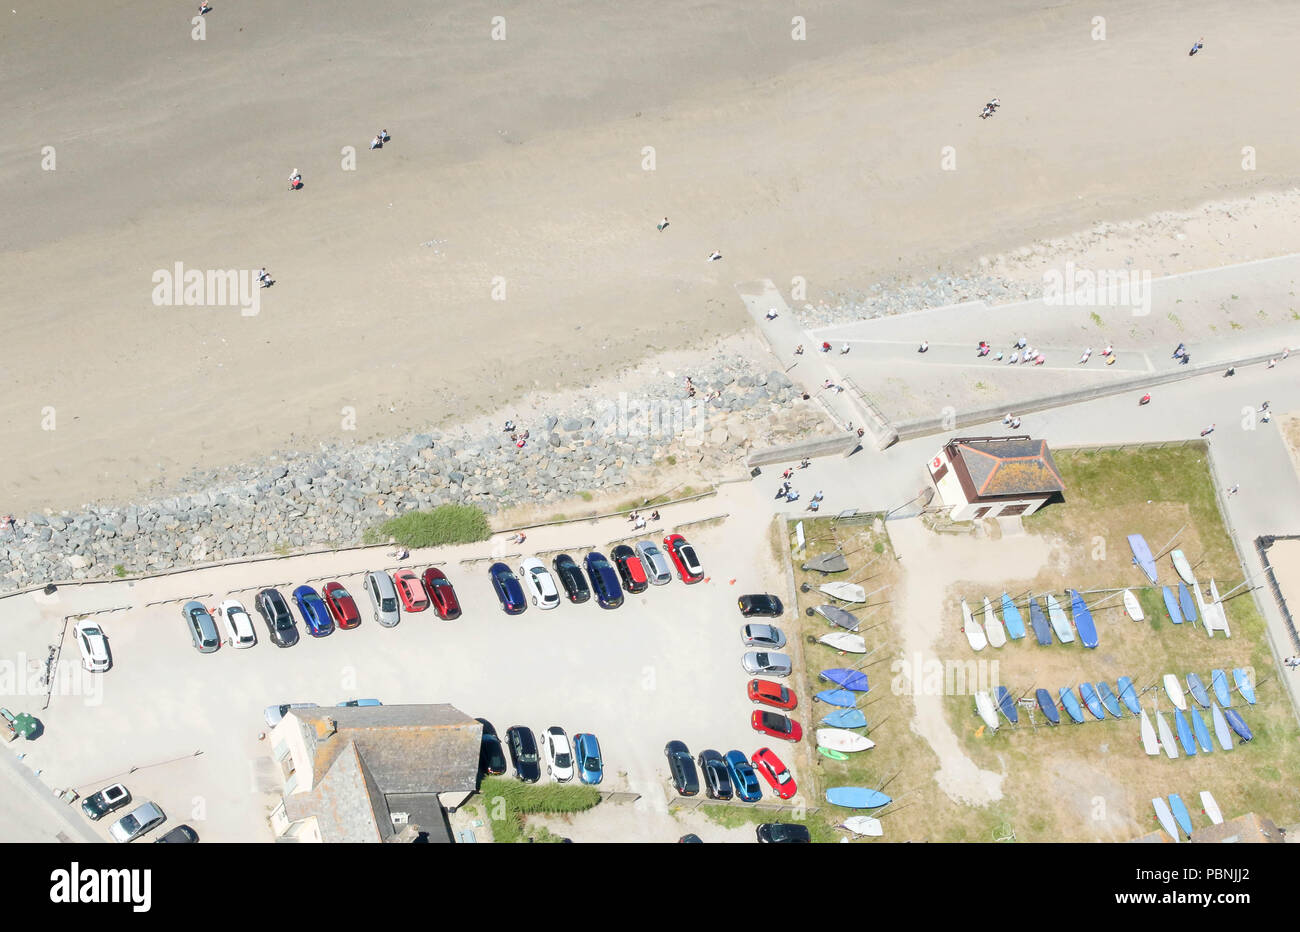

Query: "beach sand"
<box><xmin>4</xmin><ymin>0</ymin><xmax>1300</xmax><ymax>512</ymax></box>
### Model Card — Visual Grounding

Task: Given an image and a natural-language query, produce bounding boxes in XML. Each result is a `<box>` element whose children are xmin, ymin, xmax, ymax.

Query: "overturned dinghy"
<box><xmin>819</xmin><ymin>631</ymin><xmax>867</xmax><ymax>653</ymax></box>
<box><xmin>814</xmin><ymin>604</ymin><xmax>861</xmax><ymax>631</ymax></box>
<box><xmin>802</xmin><ymin>550</ymin><xmax>849</xmax><ymax>574</ymax></box>
<box><xmin>820</xmin><ymin>581</ymin><xmax>867</xmax><ymax>603</ymax></box>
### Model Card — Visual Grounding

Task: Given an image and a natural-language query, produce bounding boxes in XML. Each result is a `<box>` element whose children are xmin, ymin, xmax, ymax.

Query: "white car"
<box><xmin>109</xmin><ymin>801</ymin><xmax>165</xmax><ymax>843</ymax></box>
<box><xmin>542</xmin><ymin>726</ymin><xmax>574</xmax><ymax>782</ymax></box>
<box><xmin>219</xmin><ymin>599</ymin><xmax>258</xmax><ymax>649</ymax></box>
<box><xmin>73</xmin><ymin>619</ymin><xmax>111</xmax><ymax>672</ymax></box>
<box><xmin>519</xmin><ymin>557</ymin><xmax>560</xmax><ymax>610</ymax></box>
<box><xmin>635</xmin><ymin>540</ymin><xmax>673</xmax><ymax>585</ymax></box>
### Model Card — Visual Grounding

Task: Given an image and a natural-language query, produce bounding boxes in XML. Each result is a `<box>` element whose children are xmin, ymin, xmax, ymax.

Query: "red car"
<box><xmin>752</xmin><ymin>747</ymin><xmax>797</xmax><ymax>800</ymax></box>
<box><xmin>748</xmin><ymin>678</ymin><xmax>797</xmax><ymax>711</ymax></box>
<box><xmin>663</xmin><ymin>533</ymin><xmax>704</xmax><ymax>584</ymax></box>
<box><xmin>322</xmin><ymin>582</ymin><xmax>361</xmax><ymax>630</ymax></box>
<box><xmin>751</xmin><ymin>710</ymin><xmax>802</xmax><ymax>742</ymax></box>
<box><xmin>421</xmin><ymin>567</ymin><xmax>462</xmax><ymax>620</ymax></box>
<box><xmin>393</xmin><ymin>569</ymin><xmax>429</xmax><ymax>612</ymax></box>
<box><xmin>611</xmin><ymin>545</ymin><xmax>649</xmax><ymax>594</ymax></box>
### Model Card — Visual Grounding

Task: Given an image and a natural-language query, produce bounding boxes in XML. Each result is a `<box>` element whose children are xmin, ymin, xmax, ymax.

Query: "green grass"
<box><xmin>113</xmin><ymin>564</ymin><xmax>126</xmax><ymax>578</ymax></box>
<box><xmin>479</xmin><ymin>777</ymin><xmax>601</xmax><ymax>843</ymax></box>
<box><xmin>364</xmin><ymin>504</ymin><xmax>491</xmax><ymax>548</ymax></box>
<box><xmin>666</xmin><ymin>455</ymin><xmax>677</xmax><ymax>466</ymax></box>
<box><xmin>1089</xmin><ymin>311</ymin><xmax>1104</xmax><ymax>328</ymax></box>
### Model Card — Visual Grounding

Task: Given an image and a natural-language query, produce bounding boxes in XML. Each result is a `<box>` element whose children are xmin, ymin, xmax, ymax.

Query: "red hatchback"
<box><xmin>611</xmin><ymin>545</ymin><xmax>649</xmax><ymax>594</ymax></box>
<box><xmin>322</xmin><ymin>582</ymin><xmax>361</xmax><ymax>629</ymax></box>
<box><xmin>752</xmin><ymin>747</ymin><xmax>797</xmax><ymax>800</ymax></box>
<box><xmin>751</xmin><ymin>710</ymin><xmax>802</xmax><ymax>742</ymax></box>
<box><xmin>748</xmin><ymin>678</ymin><xmax>797</xmax><ymax>711</ymax></box>
<box><xmin>663</xmin><ymin>533</ymin><xmax>704</xmax><ymax>584</ymax></box>
<box><xmin>393</xmin><ymin>569</ymin><xmax>429</xmax><ymax>612</ymax></box>
<box><xmin>421</xmin><ymin>567</ymin><xmax>462</xmax><ymax>620</ymax></box>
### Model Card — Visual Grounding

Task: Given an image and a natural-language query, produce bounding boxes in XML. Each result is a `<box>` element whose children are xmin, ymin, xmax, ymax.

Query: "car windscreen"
<box><xmin>381</xmin><ymin>598</ymin><xmax>397</xmax><ymax>612</ymax></box>
<box><xmin>334</xmin><ymin>588</ymin><xmax>352</xmax><ymax>600</ymax></box>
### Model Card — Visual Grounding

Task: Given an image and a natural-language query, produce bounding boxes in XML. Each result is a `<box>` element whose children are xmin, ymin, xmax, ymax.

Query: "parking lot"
<box><xmin>0</xmin><ymin>484</ymin><xmax>800</xmax><ymax>842</ymax></box>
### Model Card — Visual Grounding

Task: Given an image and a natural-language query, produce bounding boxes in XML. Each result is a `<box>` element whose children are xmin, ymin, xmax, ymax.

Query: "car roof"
<box><xmin>521</xmin><ymin>557</ymin><xmax>545</xmax><ymax>570</ymax></box>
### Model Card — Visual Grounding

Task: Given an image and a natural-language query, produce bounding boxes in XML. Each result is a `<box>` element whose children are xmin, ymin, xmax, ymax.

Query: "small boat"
<box><xmin>1209</xmin><ymin>579</ymin><xmax>1232</xmax><ymax>636</ymax></box>
<box><xmin>1186</xmin><ymin>673</ymin><xmax>1210</xmax><ymax>709</ymax></box>
<box><xmin>1211</xmin><ymin>669</ymin><xmax>1231</xmax><ymax>707</ymax></box>
<box><xmin>821</xmin><ymin>708</ymin><xmax>867</xmax><ymax>729</ymax></box>
<box><xmin>1129</xmin><ymin>534</ymin><xmax>1158</xmax><ymax>584</ymax></box>
<box><xmin>1139</xmin><ymin>708</ymin><xmax>1159</xmax><ymax>755</ymax></box>
<box><xmin>1117</xmin><ymin>676</ymin><xmax>1142</xmax><ymax>715</ymax></box>
<box><xmin>1223</xmin><ymin>708</ymin><xmax>1253</xmax><ymax>742</ymax></box>
<box><xmin>1036</xmin><ymin>688</ymin><xmax>1060</xmax><ymax>725</ymax></box>
<box><xmin>1163</xmin><ymin>674</ymin><xmax>1187</xmax><ymax>711</ymax></box>
<box><xmin>1162</xmin><ymin>586</ymin><xmax>1184</xmax><ymax>624</ymax></box>
<box><xmin>841</xmin><ymin>816</ymin><xmax>883</xmax><ymax>837</ymax></box>
<box><xmin>1210</xmin><ymin>702</ymin><xmax>1233</xmax><ymax>751</ymax></box>
<box><xmin>1169</xmin><ymin>794</ymin><xmax>1193</xmax><ymax>839</ymax></box>
<box><xmin>1059</xmin><ymin>687</ymin><xmax>1084</xmax><ymax>724</ymax></box>
<box><xmin>1200</xmin><ymin>791</ymin><xmax>1224</xmax><ymax>825</ymax></box>
<box><xmin>1173</xmin><ymin>708</ymin><xmax>1197</xmax><ymax>756</ymax></box>
<box><xmin>814</xmin><ymin>604</ymin><xmax>861</xmax><ymax>631</ymax></box>
<box><xmin>974</xmin><ymin>691</ymin><xmax>999</xmax><ymax>730</ymax></box>
<box><xmin>826</xmin><ymin>787</ymin><xmax>891</xmax><ymax>809</ymax></box>
<box><xmin>995</xmin><ymin>685</ymin><xmax>1020</xmax><ymax>724</ymax></box>
<box><xmin>961</xmin><ymin>599</ymin><xmax>987</xmax><ymax>651</ymax></box>
<box><xmin>1189</xmin><ymin>707</ymin><xmax>1214</xmax><ymax>753</ymax></box>
<box><xmin>802</xmin><ymin>550</ymin><xmax>849</xmax><ymax>574</ymax></box>
<box><xmin>815</xmin><ymin>688</ymin><xmax>858</xmax><ymax>708</ymax></box>
<box><xmin>1155</xmin><ymin>708</ymin><xmax>1179</xmax><ymax>759</ymax></box>
<box><xmin>1068</xmin><ymin>590</ymin><xmax>1099</xmax><ymax>649</ymax></box>
<box><xmin>1045</xmin><ymin>594</ymin><xmax>1075</xmax><ymax>643</ymax></box>
<box><xmin>1097</xmin><ymin>681</ymin><xmax>1123</xmax><ymax>718</ymax></box>
<box><xmin>817</xmin><ymin>728</ymin><xmax>875</xmax><ymax>753</ymax></box>
<box><xmin>820</xmin><ymin>582</ymin><xmax>866</xmax><ymax>603</ymax></box>
<box><xmin>818</xmin><ymin>746</ymin><xmax>848</xmax><ymax>761</ymax></box>
<box><xmin>1029</xmin><ymin>598</ymin><xmax>1052</xmax><ymax>645</ymax></box>
<box><xmin>1123</xmin><ymin>589</ymin><xmax>1145</xmax><ymax>621</ymax></box>
<box><xmin>819</xmin><ymin>631</ymin><xmax>867</xmax><ymax>653</ymax></box>
<box><xmin>1232</xmin><ymin>668</ymin><xmax>1256</xmax><ymax>705</ymax></box>
<box><xmin>1078</xmin><ymin>683</ymin><xmax>1105</xmax><ymax>720</ymax></box>
<box><xmin>1171</xmin><ymin>549</ymin><xmax>1195</xmax><ymax>585</ymax></box>
<box><xmin>983</xmin><ymin>596</ymin><xmax>1006</xmax><ymax>648</ymax></box>
<box><xmin>1001</xmin><ymin>593</ymin><xmax>1026</xmax><ymax>640</ymax></box>
<box><xmin>1178</xmin><ymin>582</ymin><xmax>1198</xmax><ymax>624</ymax></box>
<box><xmin>1152</xmin><ymin>797</ymin><xmax>1180</xmax><ymax>843</ymax></box>
<box><xmin>821</xmin><ymin>668</ymin><xmax>869</xmax><ymax>692</ymax></box>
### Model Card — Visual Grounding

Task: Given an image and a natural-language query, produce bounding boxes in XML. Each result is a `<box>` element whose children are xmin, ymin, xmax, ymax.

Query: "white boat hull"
<box><xmin>974</xmin><ymin>690</ymin><xmax>999</xmax><ymax>730</ymax></box>
<box><xmin>816</xmin><ymin>728</ymin><xmax>875</xmax><ymax>752</ymax></box>
<box><xmin>820</xmin><ymin>582</ymin><xmax>866</xmax><ymax>603</ymax></box>
<box><xmin>1200</xmin><ymin>791</ymin><xmax>1224</xmax><ymax>825</ymax></box>
<box><xmin>819</xmin><ymin>632</ymin><xmax>867</xmax><ymax>653</ymax></box>
<box><xmin>1139</xmin><ymin>708</ymin><xmax>1159</xmax><ymax>755</ymax></box>
<box><xmin>983</xmin><ymin>597</ymin><xmax>1006</xmax><ymax>648</ymax></box>
<box><xmin>961</xmin><ymin>599</ymin><xmax>987</xmax><ymax>651</ymax></box>
<box><xmin>1123</xmin><ymin>589</ymin><xmax>1144</xmax><ymax>621</ymax></box>
<box><xmin>841</xmin><ymin>816</ymin><xmax>883</xmax><ymax>837</ymax></box>
<box><xmin>1155</xmin><ymin>709</ymin><xmax>1179</xmax><ymax>759</ymax></box>
<box><xmin>1163</xmin><ymin>674</ymin><xmax>1187</xmax><ymax>711</ymax></box>
<box><xmin>1152</xmin><ymin>798</ymin><xmax>1180</xmax><ymax>843</ymax></box>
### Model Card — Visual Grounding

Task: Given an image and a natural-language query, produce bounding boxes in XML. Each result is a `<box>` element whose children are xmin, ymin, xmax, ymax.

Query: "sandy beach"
<box><xmin>5</xmin><ymin>0</ymin><xmax>1300</xmax><ymax>513</ymax></box>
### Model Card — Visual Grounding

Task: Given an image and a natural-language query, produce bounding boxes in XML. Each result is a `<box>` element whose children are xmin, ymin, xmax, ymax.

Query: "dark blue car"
<box><xmin>489</xmin><ymin>562</ymin><xmax>527</xmax><ymax>615</ymax></box>
<box><xmin>583</xmin><ymin>551</ymin><xmax>624</xmax><ymax>609</ymax></box>
<box><xmin>292</xmin><ymin>585</ymin><xmax>335</xmax><ymax>637</ymax></box>
<box><xmin>573</xmin><ymin>732</ymin><xmax>603</xmax><ymax>785</ymax></box>
<box><xmin>724</xmin><ymin>749</ymin><xmax>763</xmax><ymax>802</ymax></box>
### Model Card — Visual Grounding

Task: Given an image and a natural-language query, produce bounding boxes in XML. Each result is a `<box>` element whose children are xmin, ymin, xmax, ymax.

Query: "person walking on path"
<box><xmin>288</xmin><ymin>168</ymin><xmax>302</xmax><ymax>190</ymax></box>
<box><xmin>1285</xmin><ymin>656</ymin><xmax>1300</xmax><ymax>670</ymax></box>
<box><xmin>1189</xmin><ymin>37</ymin><xmax>1204</xmax><ymax>56</ymax></box>
<box><xmin>841</xmin><ymin>342</ymin><xmax>851</xmax><ymax>354</ymax></box>
<box><xmin>1078</xmin><ymin>347</ymin><xmax>1092</xmax><ymax>364</ymax></box>
<box><xmin>1228</xmin><ymin>484</ymin><xmax>1240</xmax><ymax>495</ymax></box>
<box><xmin>1200</xmin><ymin>424</ymin><xmax>1215</xmax><ymax>437</ymax></box>
<box><xmin>794</xmin><ymin>344</ymin><xmax>803</xmax><ymax>355</ymax></box>
<box><xmin>707</xmin><ymin>250</ymin><xmax>722</xmax><ymax>261</ymax></box>
<box><xmin>657</xmin><ymin>217</ymin><xmax>669</xmax><ymax>232</ymax></box>
<box><xmin>370</xmin><ymin>134</ymin><xmax>383</xmax><ymax>150</ymax></box>
<box><xmin>917</xmin><ymin>341</ymin><xmax>928</xmax><ymax>353</ymax></box>
<box><xmin>1139</xmin><ymin>393</ymin><xmax>1151</xmax><ymax>406</ymax></box>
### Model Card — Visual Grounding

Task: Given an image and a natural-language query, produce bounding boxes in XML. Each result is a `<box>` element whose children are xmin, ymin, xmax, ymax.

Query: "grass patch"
<box><xmin>666</xmin><ymin>455</ymin><xmax>677</xmax><ymax>466</ymax></box>
<box><xmin>365</xmin><ymin>504</ymin><xmax>491</xmax><ymax>547</ymax></box>
<box><xmin>1089</xmin><ymin>311</ymin><xmax>1104</xmax><ymax>328</ymax></box>
<box><xmin>113</xmin><ymin>564</ymin><xmax>127</xmax><ymax>578</ymax></box>
<box><xmin>479</xmin><ymin>777</ymin><xmax>601</xmax><ymax>843</ymax></box>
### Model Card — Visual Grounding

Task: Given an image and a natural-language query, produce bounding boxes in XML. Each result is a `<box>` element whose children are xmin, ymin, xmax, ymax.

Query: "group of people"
<box><xmin>979</xmin><ymin>97</ymin><xmax>1001</xmax><ymax>120</ymax></box>
<box><xmin>502</xmin><ymin>420</ymin><xmax>529</xmax><ymax>448</ymax></box>
<box><xmin>369</xmin><ymin>129</ymin><xmax>391</xmax><ymax>150</ymax></box>
<box><xmin>626</xmin><ymin>509</ymin><xmax>659</xmax><ymax>529</ymax></box>
<box><xmin>257</xmin><ymin>267</ymin><xmax>274</xmax><ymax>288</ymax></box>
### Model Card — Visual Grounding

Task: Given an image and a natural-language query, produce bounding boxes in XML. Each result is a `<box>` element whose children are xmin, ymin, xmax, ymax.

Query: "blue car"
<box><xmin>724</xmin><ymin>750</ymin><xmax>763</xmax><ymax>803</ymax></box>
<box><xmin>584</xmin><ymin>551</ymin><xmax>624</xmax><ymax>609</ymax></box>
<box><xmin>292</xmin><ymin>585</ymin><xmax>335</xmax><ymax>637</ymax></box>
<box><xmin>573</xmin><ymin>732</ymin><xmax>604</xmax><ymax>785</ymax></box>
<box><xmin>489</xmin><ymin>562</ymin><xmax>527</xmax><ymax>615</ymax></box>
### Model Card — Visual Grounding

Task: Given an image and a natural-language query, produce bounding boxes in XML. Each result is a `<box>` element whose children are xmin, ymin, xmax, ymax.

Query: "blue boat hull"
<box><xmin>1078</xmin><ymin>683</ymin><xmax>1105</xmax><ymax>720</ymax></box>
<box><xmin>1186</xmin><ymin>673</ymin><xmax>1210</xmax><ymax>709</ymax></box>
<box><xmin>1029</xmin><ymin>599</ymin><xmax>1052</xmax><ymax>645</ymax></box>
<box><xmin>826</xmin><ymin>787</ymin><xmax>891</xmax><ymax>809</ymax></box>
<box><xmin>1162</xmin><ymin>586</ymin><xmax>1184</xmax><ymax>624</ymax></box>
<box><xmin>1178</xmin><ymin>582</ymin><xmax>1197</xmax><ymax>623</ymax></box>
<box><xmin>815</xmin><ymin>689</ymin><xmax>857</xmax><ymax>708</ymax></box>
<box><xmin>1232</xmin><ymin>669</ymin><xmax>1257</xmax><ymax>705</ymax></box>
<box><xmin>1211</xmin><ymin>669</ymin><xmax>1231</xmax><ymax>707</ymax></box>
<box><xmin>1173</xmin><ymin>708</ymin><xmax>1197</xmax><ymax>755</ymax></box>
<box><xmin>1001</xmin><ymin>594</ymin><xmax>1026</xmax><ymax>639</ymax></box>
<box><xmin>821</xmin><ymin>668</ymin><xmax>869</xmax><ymax>692</ymax></box>
<box><xmin>1035</xmin><ymin>688</ymin><xmax>1060</xmax><ymax>724</ymax></box>
<box><xmin>1059</xmin><ymin>687</ymin><xmax>1084</xmax><ymax>724</ymax></box>
<box><xmin>1069</xmin><ymin>590</ymin><xmax>1099</xmax><ymax>648</ymax></box>
<box><xmin>1128</xmin><ymin>534</ymin><xmax>1158</xmax><ymax>584</ymax></box>
<box><xmin>821</xmin><ymin>708</ymin><xmax>867</xmax><ymax>729</ymax></box>
<box><xmin>995</xmin><ymin>685</ymin><xmax>1019</xmax><ymax>724</ymax></box>
<box><xmin>1189</xmin><ymin>707</ymin><xmax>1214</xmax><ymax>753</ymax></box>
<box><xmin>1116</xmin><ymin>676</ymin><xmax>1141</xmax><ymax>715</ymax></box>
<box><xmin>1097</xmin><ymin>681</ymin><xmax>1123</xmax><ymax>718</ymax></box>
<box><xmin>1224</xmin><ymin>708</ymin><xmax>1253</xmax><ymax>741</ymax></box>
<box><xmin>1169</xmin><ymin>794</ymin><xmax>1193</xmax><ymax>838</ymax></box>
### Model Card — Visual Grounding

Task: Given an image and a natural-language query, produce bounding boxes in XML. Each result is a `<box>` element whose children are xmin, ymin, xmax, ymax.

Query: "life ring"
<box><xmin>932</xmin><ymin>456</ymin><xmax>942</xmax><ymax>469</ymax></box>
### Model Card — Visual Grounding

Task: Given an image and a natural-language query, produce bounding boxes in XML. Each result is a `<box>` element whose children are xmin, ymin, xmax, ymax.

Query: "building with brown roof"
<box><xmin>926</xmin><ymin>435</ymin><xmax>1065</xmax><ymax>520</ymax></box>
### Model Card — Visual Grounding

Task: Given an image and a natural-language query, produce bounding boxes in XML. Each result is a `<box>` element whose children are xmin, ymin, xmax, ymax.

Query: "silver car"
<box><xmin>181</xmin><ymin>601</ymin><xmax>220</xmax><ymax>653</ymax></box>
<box><xmin>635</xmin><ymin>541</ymin><xmax>673</xmax><ymax>585</ymax></box>
<box><xmin>364</xmin><ymin>571</ymin><xmax>401</xmax><ymax>627</ymax></box>
<box><xmin>109</xmin><ymin>801</ymin><xmax>165</xmax><ymax>842</ymax></box>
<box><xmin>741</xmin><ymin>623</ymin><xmax>786</xmax><ymax>649</ymax></box>
<box><xmin>741</xmin><ymin>651</ymin><xmax>792</xmax><ymax>677</ymax></box>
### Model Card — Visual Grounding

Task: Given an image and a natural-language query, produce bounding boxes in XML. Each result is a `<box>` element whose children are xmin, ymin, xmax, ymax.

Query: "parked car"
<box><xmin>664</xmin><ymin>739</ymin><xmax>699</xmax><ymax>796</ymax></box>
<box><xmin>583</xmin><ymin>551</ymin><xmax>624</xmax><ymax>609</ymax></box>
<box><xmin>748</xmin><ymin>678</ymin><xmax>798</xmax><ymax>711</ymax></box>
<box><xmin>322</xmin><ymin>582</ymin><xmax>361</xmax><ymax>629</ymax></box>
<box><xmin>724</xmin><ymin>750</ymin><xmax>763</xmax><ymax>803</ymax></box>
<box><xmin>751</xmin><ymin>747</ymin><xmax>797</xmax><ymax>800</ymax></box>
<box><xmin>218</xmin><ymin>599</ymin><xmax>257</xmax><ymax>649</ymax></box>
<box><xmin>505</xmin><ymin>725</ymin><xmax>541</xmax><ymax>783</ymax></box>
<box><xmin>73</xmin><ymin>619</ymin><xmax>111</xmax><ymax>672</ymax></box>
<box><xmin>697</xmin><ymin>749</ymin><xmax>734</xmax><ymax>800</ymax></box>
<box><xmin>756</xmin><ymin>822</ymin><xmax>811</xmax><ymax>843</ymax></box>
<box><xmin>393</xmin><ymin>569</ymin><xmax>429</xmax><ymax>613</ymax></box>
<box><xmin>519</xmin><ymin>557</ymin><xmax>561</xmax><ymax>610</ymax></box>
<box><xmin>635</xmin><ymin>540</ymin><xmax>673</xmax><ymax>586</ymax></box>
<box><xmin>476</xmin><ymin>718</ymin><xmax>507</xmax><ymax>776</ymax></box>
<box><xmin>81</xmin><ymin>783</ymin><xmax>130</xmax><ymax>821</ymax></box>
<box><xmin>664</xmin><ymin>533</ymin><xmax>703</xmax><ymax>583</ymax></box>
<box><xmin>752</xmin><ymin>710</ymin><xmax>803</xmax><ymax>742</ymax></box>
<box><xmin>363</xmin><ymin>570</ymin><xmax>401</xmax><ymax>627</ymax></box>
<box><xmin>421</xmin><ymin>567</ymin><xmax>462</xmax><ymax>620</ymax></box>
<box><xmin>181</xmin><ymin>601</ymin><xmax>220</xmax><ymax>653</ymax></box>
<box><xmin>264</xmin><ymin>702</ymin><xmax>319</xmax><ymax>728</ymax></box>
<box><xmin>109</xmin><ymin>802</ymin><xmax>165</xmax><ymax>843</ymax></box>
<box><xmin>336</xmin><ymin>698</ymin><xmax>382</xmax><ymax>708</ymax></box>
<box><xmin>741</xmin><ymin>623</ymin><xmax>787</xmax><ymax>649</ymax></box>
<box><xmin>292</xmin><ymin>585</ymin><xmax>335</xmax><ymax>638</ymax></box>
<box><xmin>678</xmin><ymin>833</ymin><xmax>704</xmax><ymax>843</ymax></box>
<box><xmin>542</xmin><ymin>726</ymin><xmax>574</xmax><ymax>782</ymax></box>
<box><xmin>738</xmin><ymin>593</ymin><xmax>784</xmax><ymax>617</ymax></box>
<box><xmin>742</xmin><ymin>651</ymin><xmax>793</xmax><ymax>676</ymax></box>
<box><xmin>573</xmin><ymin>732</ymin><xmax>603</xmax><ymax>785</ymax></box>
<box><xmin>552</xmin><ymin>554</ymin><xmax>591</xmax><ymax>603</ymax></box>
<box><xmin>489</xmin><ymin>562</ymin><xmax>527</xmax><ymax>615</ymax></box>
<box><xmin>611</xmin><ymin>545</ymin><xmax>649</xmax><ymax>594</ymax></box>
<box><xmin>255</xmin><ymin>588</ymin><xmax>299</xmax><ymax>647</ymax></box>
<box><xmin>155</xmin><ymin>825</ymin><xmax>199</xmax><ymax>843</ymax></box>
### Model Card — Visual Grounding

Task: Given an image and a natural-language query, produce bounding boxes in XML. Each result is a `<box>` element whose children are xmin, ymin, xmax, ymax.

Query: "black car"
<box><xmin>255</xmin><ymin>588</ymin><xmax>299</xmax><ymax>647</ymax></box>
<box><xmin>756</xmin><ymin>822</ymin><xmax>811</xmax><ymax>843</ymax></box>
<box><xmin>678</xmin><ymin>834</ymin><xmax>704</xmax><ymax>843</ymax></box>
<box><xmin>505</xmin><ymin>725</ymin><xmax>541</xmax><ymax>783</ymax></box>
<box><xmin>552</xmin><ymin>554</ymin><xmax>591</xmax><ymax>604</ymax></box>
<box><xmin>611</xmin><ymin>544</ymin><xmax>649</xmax><ymax>594</ymax></box>
<box><xmin>155</xmin><ymin>824</ymin><xmax>199</xmax><ymax>843</ymax></box>
<box><xmin>738</xmin><ymin>594</ymin><xmax>784</xmax><ymax>617</ymax></box>
<box><xmin>80</xmin><ymin>784</ymin><xmax>131</xmax><ymax>821</ymax></box>
<box><xmin>697</xmin><ymin>749</ymin><xmax>733</xmax><ymax>801</ymax></box>
<box><xmin>584</xmin><ymin>551</ymin><xmax>624</xmax><ymax>609</ymax></box>
<box><xmin>476</xmin><ymin>717</ymin><xmax>507</xmax><ymax>777</ymax></box>
<box><xmin>664</xmin><ymin>739</ymin><xmax>699</xmax><ymax>796</ymax></box>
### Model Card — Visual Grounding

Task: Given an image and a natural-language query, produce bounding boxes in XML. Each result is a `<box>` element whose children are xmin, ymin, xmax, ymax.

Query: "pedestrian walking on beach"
<box><xmin>257</xmin><ymin>267</ymin><xmax>273</xmax><ymax>288</ymax></box>
<box><xmin>1078</xmin><ymin>347</ymin><xmax>1092</xmax><ymax>364</ymax></box>
<box><xmin>1016</xmin><ymin>336</ymin><xmax>1027</xmax><ymax>350</ymax></box>
<box><xmin>380</xmin><ymin>129</ymin><xmax>390</xmax><ymax>143</ymax></box>
<box><xmin>1010</xmin><ymin>417</ymin><xmax>1021</xmax><ymax>429</ymax></box>
<box><xmin>821</xmin><ymin>341</ymin><xmax>832</xmax><ymax>353</ymax></box>
<box><xmin>503</xmin><ymin>420</ymin><xmax>515</xmax><ymax>432</ymax></box>
<box><xmin>1268</xmin><ymin>358</ymin><xmax>1277</xmax><ymax>368</ymax></box>
<box><xmin>370</xmin><ymin>135</ymin><xmax>383</xmax><ymax>150</ymax></box>
<box><xmin>1201</xmin><ymin>424</ymin><xmax>1215</xmax><ymax>437</ymax></box>
<box><xmin>657</xmin><ymin>217</ymin><xmax>669</xmax><ymax>232</ymax></box>
<box><xmin>782</xmin><ymin>468</ymin><xmax>793</xmax><ymax>480</ymax></box>
<box><xmin>199</xmin><ymin>1</ymin><xmax>212</xmax><ymax>13</ymax></box>
<box><xmin>765</xmin><ymin>308</ymin><xmax>778</xmax><ymax>320</ymax></box>
<box><xmin>1139</xmin><ymin>393</ymin><xmax>1151</xmax><ymax>406</ymax></box>
<box><xmin>1224</xmin><ymin>366</ymin><xmax>1236</xmax><ymax>377</ymax></box>
<box><xmin>288</xmin><ymin>168</ymin><xmax>302</xmax><ymax>190</ymax></box>
<box><xmin>1284</xmin><ymin>348</ymin><xmax>1291</xmax><ymax>360</ymax></box>
<box><xmin>707</xmin><ymin>250</ymin><xmax>722</xmax><ymax>262</ymax></box>
<box><xmin>1172</xmin><ymin>343</ymin><xmax>1186</xmax><ymax>359</ymax></box>
<box><xmin>917</xmin><ymin>341</ymin><xmax>928</xmax><ymax>353</ymax></box>
<box><xmin>841</xmin><ymin>343</ymin><xmax>851</xmax><ymax>354</ymax></box>
<box><xmin>1189</xmin><ymin>37</ymin><xmax>1204</xmax><ymax>56</ymax></box>
<box><xmin>1285</xmin><ymin>656</ymin><xmax>1300</xmax><ymax>670</ymax></box>
<box><xmin>1228</xmin><ymin>484</ymin><xmax>1240</xmax><ymax>495</ymax></box>
<box><xmin>794</xmin><ymin>344</ymin><xmax>804</xmax><ymax>356</ymax></box>
<box><xmin>813</xmin><ymin>490</ymin><xmax>824</xmax><ymax>502</ymax></box>
<box><xmin>1003</xmin><ymin>413</ymin><xmax>1012</xmax><ymax>425</ymax></box>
